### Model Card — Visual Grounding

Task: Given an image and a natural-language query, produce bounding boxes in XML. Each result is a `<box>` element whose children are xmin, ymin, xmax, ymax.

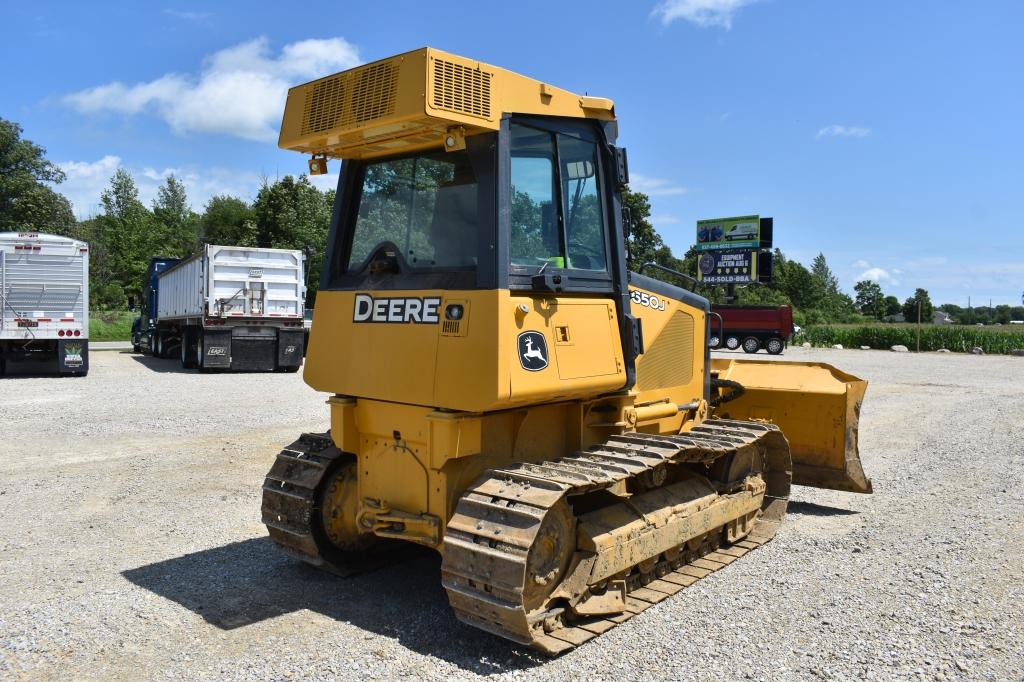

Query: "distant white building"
<box><xmin>934</xmin><ymin>311</ymin><xmax>955</xmax><ymax>325</ymax></box>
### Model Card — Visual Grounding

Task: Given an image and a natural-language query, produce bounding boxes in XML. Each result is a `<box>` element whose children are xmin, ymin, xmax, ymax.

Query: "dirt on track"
<box><xmin>0</xmin><ymin>348</ymin><xmax>1022</xmax><ymax>681</ymax></box>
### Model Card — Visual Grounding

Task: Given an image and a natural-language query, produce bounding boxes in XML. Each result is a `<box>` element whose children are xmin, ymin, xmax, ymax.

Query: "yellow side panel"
<box><xmin>627</xmin><ymin>285</ymin><xmax>707</xmax><ymax>434</ymax></box>
<box><xmin>508</xmin><ymin>295</ymin><xmax>625</xmax><ymax>404</ymax></box>
<box><xmin>307</xmin><ymin>289</ymin><xmax>626</xmax><ymax>413</ymax></box>
<box><xmin>551</xmin><ymin>303</ymin><xmax>619</xmax><ymax>380</ymax></box>
<box><xmin>304</xmin><ymin>290</ymin><xmax>446</xmax><ymax>407</ymax></box>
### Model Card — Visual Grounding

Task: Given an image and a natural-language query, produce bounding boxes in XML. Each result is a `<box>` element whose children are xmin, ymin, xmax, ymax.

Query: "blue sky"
<box><xmin>3</xmin><ymin>1</ymin><xmax>1022</xmax><ymax>305</ymax></box>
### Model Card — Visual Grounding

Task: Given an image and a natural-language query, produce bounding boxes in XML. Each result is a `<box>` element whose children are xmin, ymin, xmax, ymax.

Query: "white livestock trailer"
<box><xmin>0</xmin><ymin>232</ymin><xmax>89</xmax><ymax>376</ymax></box>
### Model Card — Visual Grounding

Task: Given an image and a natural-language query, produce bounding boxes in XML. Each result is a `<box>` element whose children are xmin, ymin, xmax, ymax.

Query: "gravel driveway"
<box><xmin>1</xmin><ymin>348</ymin><xmax>1021</xmax><ymax>681</ymax></box>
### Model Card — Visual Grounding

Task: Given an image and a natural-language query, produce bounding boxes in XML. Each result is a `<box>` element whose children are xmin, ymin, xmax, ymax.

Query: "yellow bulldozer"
<box><xmin>261</xmin><ymin>47</ymin><xmax>872</xmax><ymax>654</ymax></box>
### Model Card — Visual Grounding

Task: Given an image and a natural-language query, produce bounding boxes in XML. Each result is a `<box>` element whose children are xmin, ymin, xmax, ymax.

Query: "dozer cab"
<box><xmin>262</xmin><ymin>48</ymin><xmax>871</xmax><ymax>654</ymax></box>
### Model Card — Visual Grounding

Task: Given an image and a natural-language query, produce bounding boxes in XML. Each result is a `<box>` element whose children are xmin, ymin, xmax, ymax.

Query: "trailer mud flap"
<box><xmin>58</xmin><ymin>339</ymin><xmax>89</xmax><ymax>375</ymax></box>
<box><xmin>202</xmin><ymin>330</ymin><xmax>232</xmax><ymax>369</ymax></box>
<box><xmin>277</xmin><ymin>330</ymin><xmax>304</xmax><ymax>368</ymax></box>
<box><xmin>710</xmin><ymin>359</ymin><xmax>872</xmax><ymax>494</ymax></box>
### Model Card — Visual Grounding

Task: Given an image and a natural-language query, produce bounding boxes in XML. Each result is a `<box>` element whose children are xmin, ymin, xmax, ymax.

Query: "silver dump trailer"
<box><xmin>153</xmin><ymin>244</ymin><xmax>306</xmax><ymax>371</ymax></box>
<box><xmin>0</xmin><ymin>232</ymin><xmax>89</xmax><ymax>376</ymax></box>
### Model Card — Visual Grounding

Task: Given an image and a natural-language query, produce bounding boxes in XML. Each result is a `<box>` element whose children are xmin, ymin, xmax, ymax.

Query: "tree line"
<box><xmin>4</xmin><ymin>115</ymin><xmax>1019</xmax><ymax>323</ymax></box>
<box><xmin>2</xmin><ymin>117</ymin><xmax>331</xmax><ymax>310</ymax></box>
<box><xmin>621</xmin><ymin>189</ymin><xmax>1023</xmax><ymax>326</ymax></box>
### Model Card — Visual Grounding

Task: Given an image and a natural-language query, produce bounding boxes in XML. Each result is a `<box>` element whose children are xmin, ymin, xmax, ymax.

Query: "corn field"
<box><xmin>797</xmin><ymin>324</ymin><xmax>1024</xmax><ymax>354</ymax></box>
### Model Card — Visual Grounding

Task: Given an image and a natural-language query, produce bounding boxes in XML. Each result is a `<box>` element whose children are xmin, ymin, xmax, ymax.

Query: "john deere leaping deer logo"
<box><xmin>517</xmin><ymin>331</ymin><xmax>548</xmax><ymax>372</ymax></box>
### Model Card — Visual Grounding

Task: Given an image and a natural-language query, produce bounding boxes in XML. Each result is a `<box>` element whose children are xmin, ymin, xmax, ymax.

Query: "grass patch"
<box><xmin>796</xmin><ymin>324</ymin><xmax>1024</xmax><ymax>354</ymax></box>
<box><xmin>89</xmin><ymin>310</ymin><xmax>135</xmax><ymax>342</ymax></box>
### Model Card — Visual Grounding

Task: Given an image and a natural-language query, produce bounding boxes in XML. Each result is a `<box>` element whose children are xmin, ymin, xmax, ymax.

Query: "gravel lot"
<box><xmin>1</xmin><ymin>348</ymin><xmax>1022</xmax><ymax>681</ymax></box>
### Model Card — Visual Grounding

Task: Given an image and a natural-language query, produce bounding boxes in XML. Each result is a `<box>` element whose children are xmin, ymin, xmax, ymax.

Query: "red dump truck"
<box><xmin>709</xmin><ymin>304</ymin><xmax>794</xmax><ymax>354</ymax></box>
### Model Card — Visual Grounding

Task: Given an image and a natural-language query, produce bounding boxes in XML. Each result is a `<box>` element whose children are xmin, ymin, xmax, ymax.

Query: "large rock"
<box><xmin>831</xmin><ymin>344</ymin><xmax>844</xmax><ymax>350</ymax></box>
<box><xmin>936</xmin><ymin>348</ymin><xmax>951</xmax><ymax>353</ymax></box>
<box><xmin>890</xmin><ymin>345</ymin><xmax>909</xmax><ymax>352</ymax></box>
<box><xmin>860</xmin><ymin>345</ymin><xmax>871</xmax><ymax>350</ymax></box>
<box><xmin>802</xmin><ymin>342</ymin><xmax>811</xmax><ymax>349</ymax></box>
<box><xmin>971</xmin><ymin>347</ymin><xmax>985</xmax><ymax>355</ymax></box>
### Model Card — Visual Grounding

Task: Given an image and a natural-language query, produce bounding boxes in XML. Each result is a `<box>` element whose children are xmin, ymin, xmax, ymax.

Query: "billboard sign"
<box><xmin>696</xmin><ymin>215</ymin><xmax>760</xmax><ymax>252</ymax></box>
<box><xmin>696</xmin><ymin>249</ymin><xmax>757</xmax><ymax>284</ymax></box>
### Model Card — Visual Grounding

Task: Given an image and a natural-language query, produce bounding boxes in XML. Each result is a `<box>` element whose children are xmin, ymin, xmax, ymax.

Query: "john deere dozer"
<box><xmin>261</xmin><ymin>48</ymin><xmax>872</xmax><ymax>654</ymax></box>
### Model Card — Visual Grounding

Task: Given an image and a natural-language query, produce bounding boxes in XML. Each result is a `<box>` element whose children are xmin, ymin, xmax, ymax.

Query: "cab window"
<box><xmin>510</xmin><ymin>123</ymin><xmax>607</xmax><ymax>272</ymax></box>
<box><xmin>349</xmin><ymin>150</ymin><xmax>478</xmax><ymax>271</ymax></box>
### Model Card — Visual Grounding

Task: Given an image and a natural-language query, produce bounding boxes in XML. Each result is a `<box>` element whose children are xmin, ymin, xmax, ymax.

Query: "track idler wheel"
<box><xmin>523</xmin><ymin>499</ymin><xmax>576</xmax><ymax>611</ymax></box>
<box><xmin>319</xmin><ymin>461</ymin><xmax>375</xmax><ymax>553</ymax></box>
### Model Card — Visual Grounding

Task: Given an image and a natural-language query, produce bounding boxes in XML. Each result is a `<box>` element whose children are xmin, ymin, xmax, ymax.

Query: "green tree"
<box><xmin>622</xmin><ymin>188</ymin><xmax>660</xmax><ymax>270</ymax></box>
<box><xmin>902</xmin><ymin>288</ymin><xmax>934</xmax><ymax>323</ymax></box>
<box><xmin>0</xmin><ymin>118</ymin><xmax>75</xmax><ymax>232</ymax></box>
<box><xmin>253</xmin><ymin>175</ymin><xmax>333</xmax><ymax>304</ymax></box>
<box><xmin>621</xmin><ymin>187</ymin><xmax>692</xmax><ymax>286</ymax></box>
<box><xmin>773</xmin><ymin>253</ymin><xmax>821</xmax><ymax>310</ymax></box>
<box><xmin>91</xmin><ymin>169</ymin><xmax>158</xmax><ymax>308</ymax></box>
<box><xmin>152</xmin><ymin>175</ymin><xmax>198</xmax><ymax>255</ymax></box>
<box><xmin>810</xmin><ymin>252</ymin><xmax>840</xmax><ymax>296</ymax></box>
<box><xmin>854</xmin><ymin>280</ymin><xmax>885</xmax><ymax>319</ymax></box>
<box><xmin>200</xmin><ymin>195</ymin><xmax>257</xmax><ymax>246</ymax></box>
<box><xmin>884</xmin><ymin>295</ymin><xmax>902</xmax><ymax>318</ymax></box>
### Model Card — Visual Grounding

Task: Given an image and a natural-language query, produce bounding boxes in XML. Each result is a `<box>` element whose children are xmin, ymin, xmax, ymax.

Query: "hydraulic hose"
<box><xmin>709</xmin><ymin>378</ymin><xmax>746</xmax><ymax>407</ymax></box>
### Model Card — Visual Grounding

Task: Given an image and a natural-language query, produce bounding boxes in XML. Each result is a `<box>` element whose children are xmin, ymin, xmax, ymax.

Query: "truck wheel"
<box><xmin>725</xmin><ymin>336</ymin><xmax>740</xmax><ymax>350</ymax></box>
<box><xmin>709</xmin><ymin>335</ymin><xmax>721</xmax><ymax>349</ymax></box>
<box><xmin>181</xmin><ymin>330</ymin><xmax>196</xmax><ymax>369</ymax></box>
<box><xmin>195</xmin><ymin>331</ymin><xmax>207</xmax><ymax>372</ymax></box>
<box><xmin>154</xmin><ymin>333</ymin><xmax>164</xmax><ymax>358</ymax></box>
<box><xmin>765</xmin><ymin>337</ymin><xmax>785</xmax><ymax>355</ymax></box>
<box><xmin>742</xmin><ymin>336</ymin><xmax>761</xmax><ymax>354</ymax></box>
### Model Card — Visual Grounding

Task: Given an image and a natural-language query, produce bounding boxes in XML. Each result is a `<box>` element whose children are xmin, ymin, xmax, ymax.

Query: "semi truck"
<box><xmin>709</xmin><ymin>304</ymin><xmax>794</xmax><ymax>354</ymax></box>
<box><xmin>0</xmin><ymin>232</ymin><xmax>89</xmax><ymax>376</ymax></box>
<box><xmin>142</xmin><ymin>244</ymin><xmax>306</xmax><ymax>371</ymax></box>
<box><xmin>131</xmin><ymin>256</ymin><xmax>180</xmax><ymax>354</ymax></box>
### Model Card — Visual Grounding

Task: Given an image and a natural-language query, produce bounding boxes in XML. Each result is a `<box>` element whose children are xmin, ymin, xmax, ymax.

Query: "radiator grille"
<box><xmin>300</xmin><ymin>61</ymin><xmax>398</xmax><ymax>136</ymax></box>
<box><xmin>635</xmin><ymin>311</ymin><xmax>694</xmax><ymax>390</ymax></box>
<box><xmin>432</xmin><ymin>58</ymin><xmax>491</xmax><ymax>119</ymax></box>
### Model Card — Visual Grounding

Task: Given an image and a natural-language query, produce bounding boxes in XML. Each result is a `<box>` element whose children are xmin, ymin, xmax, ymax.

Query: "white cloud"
<box><xmin>852</xmin><ymin>259</ymin><xmax>870</xmax><ymax>269</ymax></box>
<box><xmin>817</xmin><ymin>124</ymin><xmax>872</xmax><ymax>139</ymax></box>
<box><xmin>629</xmin><ymin>174</ymin><xmax>691</xmax><ymax>197</ymax></box>
<box><xmin>308</xmin><ymin>172</ymin><xmax>340</xmax><ymax>192</ymax></box>
<box><xmin>57</xmin><ymin>156</ymin><xmax>265</xmax><ymax>218</ymax></box>
<box><xmin>651</xmin><ymin>0</ymin><xmax>759</xmax><ymax>28</ymax></box>
<box><xmin>58</xmin><ymin>156</ymin><xmax>123</xmax><ymax>217</ymax></box>
<box><xmin>63</xmin><ymin>37</ymin><xmax>361</xmax><ymax>141</ymax></box>
<box><xmin>162</xmin><ymin>9</ymin><xmax>211</xmax><ymax>23</ymax></box>
<box><xmin>857</xmin><ymin>266</ymin><xmax>899</xmax><ymax>286</ymax></box>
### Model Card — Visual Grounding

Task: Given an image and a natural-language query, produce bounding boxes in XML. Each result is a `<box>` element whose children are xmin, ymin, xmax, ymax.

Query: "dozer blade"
<box><xmin>710</xmin><ymin>359</ymin><xmax>872</xmax><ymax>494</ymax></box>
